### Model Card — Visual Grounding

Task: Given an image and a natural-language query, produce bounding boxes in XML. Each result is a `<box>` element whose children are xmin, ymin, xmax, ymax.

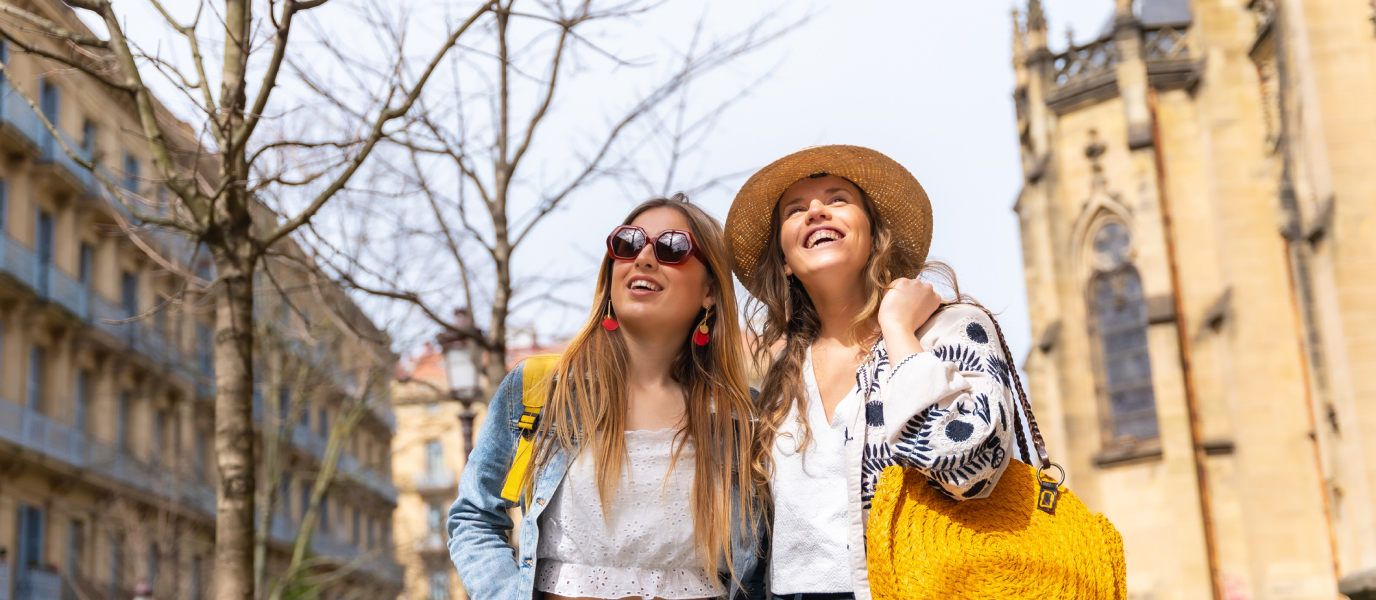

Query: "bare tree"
<box><xmin>311</xmin><ymin>0</ymin><xmax>800</xmax><ymax>391</ymax></box>
<box><xmin>0</xmin><ymin>2</ymin><xmax>494</xmax><ymax>599</ymax></box>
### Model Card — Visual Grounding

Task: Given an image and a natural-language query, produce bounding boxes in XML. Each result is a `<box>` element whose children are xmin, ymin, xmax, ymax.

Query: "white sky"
<box><xmin>81</xmin><ymin>0</ymin><xmax>1117</xmax><ymax>364</ymax></box>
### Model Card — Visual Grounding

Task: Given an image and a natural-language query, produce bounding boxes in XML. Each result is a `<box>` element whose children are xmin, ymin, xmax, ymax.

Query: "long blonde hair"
<box><xmin>745</xmin><ymin>177</ymin><xmax>972</xmax><ymax>452</ymax></box>
<box><xmin>528</xmin><ymin>194</ymin><xmax>767</xmax><ymax>579</ymax></box>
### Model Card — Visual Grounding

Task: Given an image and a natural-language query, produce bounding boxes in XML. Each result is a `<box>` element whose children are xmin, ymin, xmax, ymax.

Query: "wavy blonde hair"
<box><xmin>527</xmin><ymin>194</ymin><xmax>767</xmax><ymax>580</ymax></box>
<box><xmin>745</xmin><ymin>177</ymin><xmax>972</xmax><ymax>453</ymax></box>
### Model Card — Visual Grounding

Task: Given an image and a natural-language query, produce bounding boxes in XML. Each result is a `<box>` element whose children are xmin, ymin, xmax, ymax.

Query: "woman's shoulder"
<box><xmin>914</xmin><ymin>304</ymin><xmax>1014</xmax><ymax>365</ymax></box>
<box><xmin>922</xmin><ymin>303</ymin><xmax>998</xmax><ymax>338</ymax></box>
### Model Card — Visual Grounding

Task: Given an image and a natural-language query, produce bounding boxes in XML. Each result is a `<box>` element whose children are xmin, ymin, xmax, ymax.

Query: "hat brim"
<box><xmin>725</xmin><ymin>145</ymin><xmax>933</xmax><ymax>296</ymax></box>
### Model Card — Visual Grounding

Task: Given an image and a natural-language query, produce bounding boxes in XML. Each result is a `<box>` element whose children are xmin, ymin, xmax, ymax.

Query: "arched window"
<box><xmin>1090</xmin><ymin>222</ymin><xmax>1159</xmax><ymax>443</ymax></box>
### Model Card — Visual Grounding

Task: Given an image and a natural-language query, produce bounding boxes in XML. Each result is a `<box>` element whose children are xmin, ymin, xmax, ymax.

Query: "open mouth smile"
<box><xmin>804</xmin><ymin>227</ymin><xmax>845</xmax><ymax>249</ymax></box>
<box><xmin>627</xmin><ymin>276</ymin><xmax>663</xmax><ymax>292</ymax></box>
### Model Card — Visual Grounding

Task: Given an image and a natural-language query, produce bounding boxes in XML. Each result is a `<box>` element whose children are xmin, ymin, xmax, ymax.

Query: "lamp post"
<box><xmin>439</xmin><ymin>309</ymin><xmax>484</xmax><ymax>460</ymax></box>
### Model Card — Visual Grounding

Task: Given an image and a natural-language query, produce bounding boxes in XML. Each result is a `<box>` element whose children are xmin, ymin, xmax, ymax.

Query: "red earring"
<box><xmin>692</xmin><ymin>306</ymin><xmax>712</xmax><ymax>346</ymax></box>
<box><xmin>601</xmin><ymin>302</ymin><xmax>618</xmax><ymax>331</ymax></box>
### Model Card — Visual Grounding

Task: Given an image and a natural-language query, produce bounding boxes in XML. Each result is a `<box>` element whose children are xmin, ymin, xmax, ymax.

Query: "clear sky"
<box><xmin>80</xmin><ymin>0</ymin><xmax>1118</xmax><ymax>363</ymax></box>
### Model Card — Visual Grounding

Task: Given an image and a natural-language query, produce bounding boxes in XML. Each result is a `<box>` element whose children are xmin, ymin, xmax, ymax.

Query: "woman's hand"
<box><xmin>878</xmin><ymin>278</ymin><xmax>942</xmax><ymax>356</ymax></box>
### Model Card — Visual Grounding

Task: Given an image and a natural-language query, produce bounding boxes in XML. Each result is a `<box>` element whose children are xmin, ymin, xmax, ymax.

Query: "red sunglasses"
<box><xmin>605</xmin><ymin>225</ymin><xmax>705</xmax><ymax>266</ymax></box>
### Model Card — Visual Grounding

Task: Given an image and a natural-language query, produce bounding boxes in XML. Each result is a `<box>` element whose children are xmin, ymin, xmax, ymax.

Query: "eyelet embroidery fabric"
<box><xmin>535</xmin><ymin>428</ymin><xmax>720</xmax><ymax>599</ymax></box>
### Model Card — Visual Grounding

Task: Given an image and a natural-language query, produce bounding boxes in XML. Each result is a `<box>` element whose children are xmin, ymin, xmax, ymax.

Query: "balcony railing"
<box><xmin>0</xmin><ymin>202</ymin><xmax>394</xmax><ymax>504</ymax></box>
<box><xmin>0</xmin><ymin>78</ymin><xmax>47</xmax><ymax>152</ymax></box>
<box><xmin>0</xmin><ymin>399</ymin><xmax>218</xmax><ymax>517</ymax></box>
<box><xmin>413</xmin><ymin>470</ymin><xmax>457</xmax><ymax>493</ymax></box>
<box><xmin>268</xmin><ymin>514</ymin><xmax>404</xmax><ymax>583</ymax></box>
<box><xmin>1050</xmin><ymin>25</ymin><xmax>1192</xmax><ymax>94</ymax></box>
<box><xmin>36</xmin><ymin>127</ymin><xmax>93</xmax><ymax>191</ymax></box>
<box><xmin>289</xmin><ymin>424</ymin><xmax>398</xmax><ymax>503</ymax></box>
<box><xmin>415</xmin><ymin>532</ymin><xmax>448</xmax><ymax>554</ymax></box>
<box><xmin>15</xmin><ymin>567</ymin><xmax>61</xmax><ymax>600</ymax></box>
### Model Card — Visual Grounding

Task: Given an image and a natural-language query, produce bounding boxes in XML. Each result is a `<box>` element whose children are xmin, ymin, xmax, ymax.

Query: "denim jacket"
<box><xmin>447</xmin><ymin>361</ymin><xmax>769</xmax><ymax>600</ymax></box>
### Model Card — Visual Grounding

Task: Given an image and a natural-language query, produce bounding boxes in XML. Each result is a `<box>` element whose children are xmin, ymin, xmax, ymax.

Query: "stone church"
<box><xmin>1010</xmin><ymin>0</ymin><xmax>1376</xmax><ymax>598</ymax></box>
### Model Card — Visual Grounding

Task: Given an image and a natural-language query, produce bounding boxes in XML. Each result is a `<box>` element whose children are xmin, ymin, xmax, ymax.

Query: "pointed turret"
<box><xmin>1027</xmin><ymin>0</ymin><xmax>1048</xmax><ymax>50</ymax></box>
<box><xmin>1012</xmin><ymin>9</ymin><xmax>1028</xmax><ymax>86</ymax></box>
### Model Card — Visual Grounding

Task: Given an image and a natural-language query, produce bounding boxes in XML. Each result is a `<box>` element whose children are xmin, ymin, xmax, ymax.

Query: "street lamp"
<box><xmin>440</xmin><ymin>309</ymin><xmax>484</xmax><ymax>460</ymax></box>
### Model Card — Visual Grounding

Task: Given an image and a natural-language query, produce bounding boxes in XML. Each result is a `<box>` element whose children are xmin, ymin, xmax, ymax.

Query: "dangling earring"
<box><xmin>601</xmin><ymin>299</ymin><xmax>618</xmax><ymax>331</ymax></box>
<box><xmin>693</xmin><ymin>305</ymin><xmax>712</xmax><ymax>346</ymax></box>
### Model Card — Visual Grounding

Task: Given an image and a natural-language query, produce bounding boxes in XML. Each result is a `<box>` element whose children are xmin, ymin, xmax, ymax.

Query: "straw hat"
<box><xmin>724</xmin><ymin>145</ymin><xmax>932</xmax><ymax>295</ymax></box>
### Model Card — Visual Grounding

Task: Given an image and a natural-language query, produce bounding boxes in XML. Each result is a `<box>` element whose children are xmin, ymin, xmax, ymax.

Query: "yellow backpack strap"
<box><xmin>499</xmin><ymin>354</ymin><xmax>560</xmax><ymax>502</ymax></box>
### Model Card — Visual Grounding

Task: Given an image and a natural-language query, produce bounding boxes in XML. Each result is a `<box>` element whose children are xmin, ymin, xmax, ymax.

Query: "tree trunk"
<box><xmin>211</xmin><ymin>248</ymin><xmax>256</xmax><ymax>600</ymax></box>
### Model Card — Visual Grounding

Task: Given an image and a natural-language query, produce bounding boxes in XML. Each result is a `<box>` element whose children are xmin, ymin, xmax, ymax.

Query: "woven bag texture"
<box><xmin>867</xmin><ymin>460</ymin><xmax>1126</xmax><ymax>600</ymax></box>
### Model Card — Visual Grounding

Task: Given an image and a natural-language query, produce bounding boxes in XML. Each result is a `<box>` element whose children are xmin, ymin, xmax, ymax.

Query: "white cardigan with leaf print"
<box><xmin>786</xmin><ymin>303</ymin><xmax>1033</xmax><ymax>600</ymax></box>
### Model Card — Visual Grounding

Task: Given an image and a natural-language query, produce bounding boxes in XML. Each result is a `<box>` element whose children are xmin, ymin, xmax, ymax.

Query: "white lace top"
<box><xmin>535</xmin><ymin>428</ymin><xmax>720</xmax><ymax>599</ymax></box>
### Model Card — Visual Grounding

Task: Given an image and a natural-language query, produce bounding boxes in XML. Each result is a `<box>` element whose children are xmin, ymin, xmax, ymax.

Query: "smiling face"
<box><xmin>776</xmin><ymin>175</ymin><xmax>874</xmax><ymax>287</ymax></box>
<box><xmin>609</xmin><ymin>206</ymin><xmax>715</xmax><ymax>337</ymax></box>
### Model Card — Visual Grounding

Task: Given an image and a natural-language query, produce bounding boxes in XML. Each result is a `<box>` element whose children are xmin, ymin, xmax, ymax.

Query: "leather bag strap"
<box><xmin>969</xmin><ymin>304</ymin><xmax>1051</xmax><ymax>469</ymax></box>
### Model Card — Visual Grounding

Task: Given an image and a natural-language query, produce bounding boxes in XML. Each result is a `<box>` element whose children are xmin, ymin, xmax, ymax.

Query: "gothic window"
<box><xmin>1089</xmin><ymin>222</ymin><xmax>1160</xmax><ymax>443</ymax></box>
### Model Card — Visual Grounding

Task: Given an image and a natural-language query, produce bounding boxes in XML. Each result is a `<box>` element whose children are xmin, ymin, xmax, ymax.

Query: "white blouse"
<box><xmin>535</xmin><ymin>428</ymin><xmax>720</xmax><ymax>599</ymax></box>
<box><xmin>767</xmin><ymin>348</ymin><xmax>860</xmax><ymax>594</ymax></box>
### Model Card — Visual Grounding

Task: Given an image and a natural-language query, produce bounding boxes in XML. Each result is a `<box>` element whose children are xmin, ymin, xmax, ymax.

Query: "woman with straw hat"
<box><xmin>726</xmin><ymin>145</ymin><xmax>1032</xmax><ymax>599</ymax></box>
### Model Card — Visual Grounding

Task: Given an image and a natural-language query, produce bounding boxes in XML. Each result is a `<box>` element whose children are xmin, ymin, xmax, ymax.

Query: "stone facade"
<box><xmin>0</xmin><ymin>1</ymin><xmax>401</xmax><ymax>598</ymax></box>
<box><xmin>1011</xmin><ymin>0</ymin><xmax>1376</xmax><ymax>598</ymax></box>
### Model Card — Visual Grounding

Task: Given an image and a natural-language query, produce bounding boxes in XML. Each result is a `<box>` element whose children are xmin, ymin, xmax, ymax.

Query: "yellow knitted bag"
<box><xmin>865</xmin><ymin>307</ymin><xmax>1126</xmax><ymax>600</ymax></box>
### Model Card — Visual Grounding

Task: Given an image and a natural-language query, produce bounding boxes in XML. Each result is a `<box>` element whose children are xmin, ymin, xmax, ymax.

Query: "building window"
<box><xmin>39</xmin><ymin>79</ymin><xmax>60</xmax><ymax>126</ymax></box>
<box><xmin>0</xmin><ymin>180</ymin><xmax>8</xmax><ymax>234</ymax></box>
<box><xmin>152</xmin><ymin>410</ymin><xmax>164</xmax><ymax>464</ymax></box>
<box><xmin>36</xmin><ymin>209</ymin><xmax>53</xmax><ymax>266</ymax></box>
<box><xmin>146</xmin><ymin>543</ymin><xmax>159</xmax><ymax>590</ymax></box>
<box><xmin>425</xmin><ymin>440</ymin><xmax>444</xmax><ymax>478</ymax></box>
<box><xmin>426</xmin><ymin>501</ymin><xmax>444</xmax><ymax>536</ymax></box>
<box><xmin>319</xmin><ymin>493</ymin><xmax>330</xmax><ymax>534</ymax></box>
<box><xmin>195</xmin><ymin>432</ymin><xmax>206</xmax><ymax>478</ymax></box>
<box><xmin>17</xmin><ymin>504</ymin><xmax>44</xmax><ymax>568</ymax></box>
<box><xmin>1088</xmin><ymin>222</ymin><xmax>1159</xmax><ymax>444</ymax></box>
<box><xmin>190</xmin><ymin>555</ymin><xmax>203</xmax><ymax>600</ymax></box>
<box><xmin>352</xmin><ymin>507</ymin><xmax>361</xmax><ymax>544</ymax></box>
<box><xmin>117</xmin><ymin>392</ymin><xmax>130</xmax><ymax>450</ymax></box>
<box><xmin>79</xmin><ymin>243</ymin><xmax>94</xmax><ymax>285</ymax></box>
<box><xmin>108</xmin><ymin>535</ymin><xmax>124</xmax><ymax>600</ymax></box>
<box><xmin>67</xmin><ymin>519</ymin><xmax>85</xmax><ymax>580</ymax></box>
<box><xmin>122</xmin><ymin>152</ymin><xmax>139</xmax><ymax>194</ymax></box>
<box><xmin>299</xmin><ymin>479</ymin><xmax>310</xmax><ymax>523</ymax></box>
<box><xmin>75</xmin><ymin>370</ymin><xmax>89</xmax><ymax>433</ymax></box>
<box><xmin>27</xmin><ymin>346</ymin><xmax>44</xmax><ymax>411</ymax></box>
<box><xmin>197</xmin><ymin>323</ymin><xmax>213</xmax><ymax>376</ymax></box>
<box><xmin>428</xmin><ymin>571</ymin><xmax>450</xmax><ymax>600</ymax></box>
<box><xmin>121</xmin><ymin>272</ymin><xmax>138</xmax><ymax>318</ymax></box>
<box><xmin>82</xmin><ymin>119</ymin><xmax>96</xmax><ymax>154</ymax></box>
<box><xmin>318</xmin><ymin>407</ymin><xmax>329</xmax><ymax>439</ymax></box>
<box><xmin>278</xmin><ymin>387</ymin><xmax>291</xmax><ymax>425</ymax></box>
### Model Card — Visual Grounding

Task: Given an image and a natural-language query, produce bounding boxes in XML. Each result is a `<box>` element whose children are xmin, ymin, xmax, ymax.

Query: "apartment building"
<box><xmin>0</xmin><ymin>1</ymin><xmax>402</xmax><ymax>598</ymax></box>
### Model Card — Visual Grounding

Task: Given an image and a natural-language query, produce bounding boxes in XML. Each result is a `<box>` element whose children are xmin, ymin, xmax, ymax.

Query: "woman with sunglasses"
<box><xmin>449</xmin><ymin>194</ymin><xmax>769</xmax><ymax>600</ymax></box>
<box><xmin>724</xmin><ymin>146</ymin><xmax>1031</xmax><ymax>599</ymax></box>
